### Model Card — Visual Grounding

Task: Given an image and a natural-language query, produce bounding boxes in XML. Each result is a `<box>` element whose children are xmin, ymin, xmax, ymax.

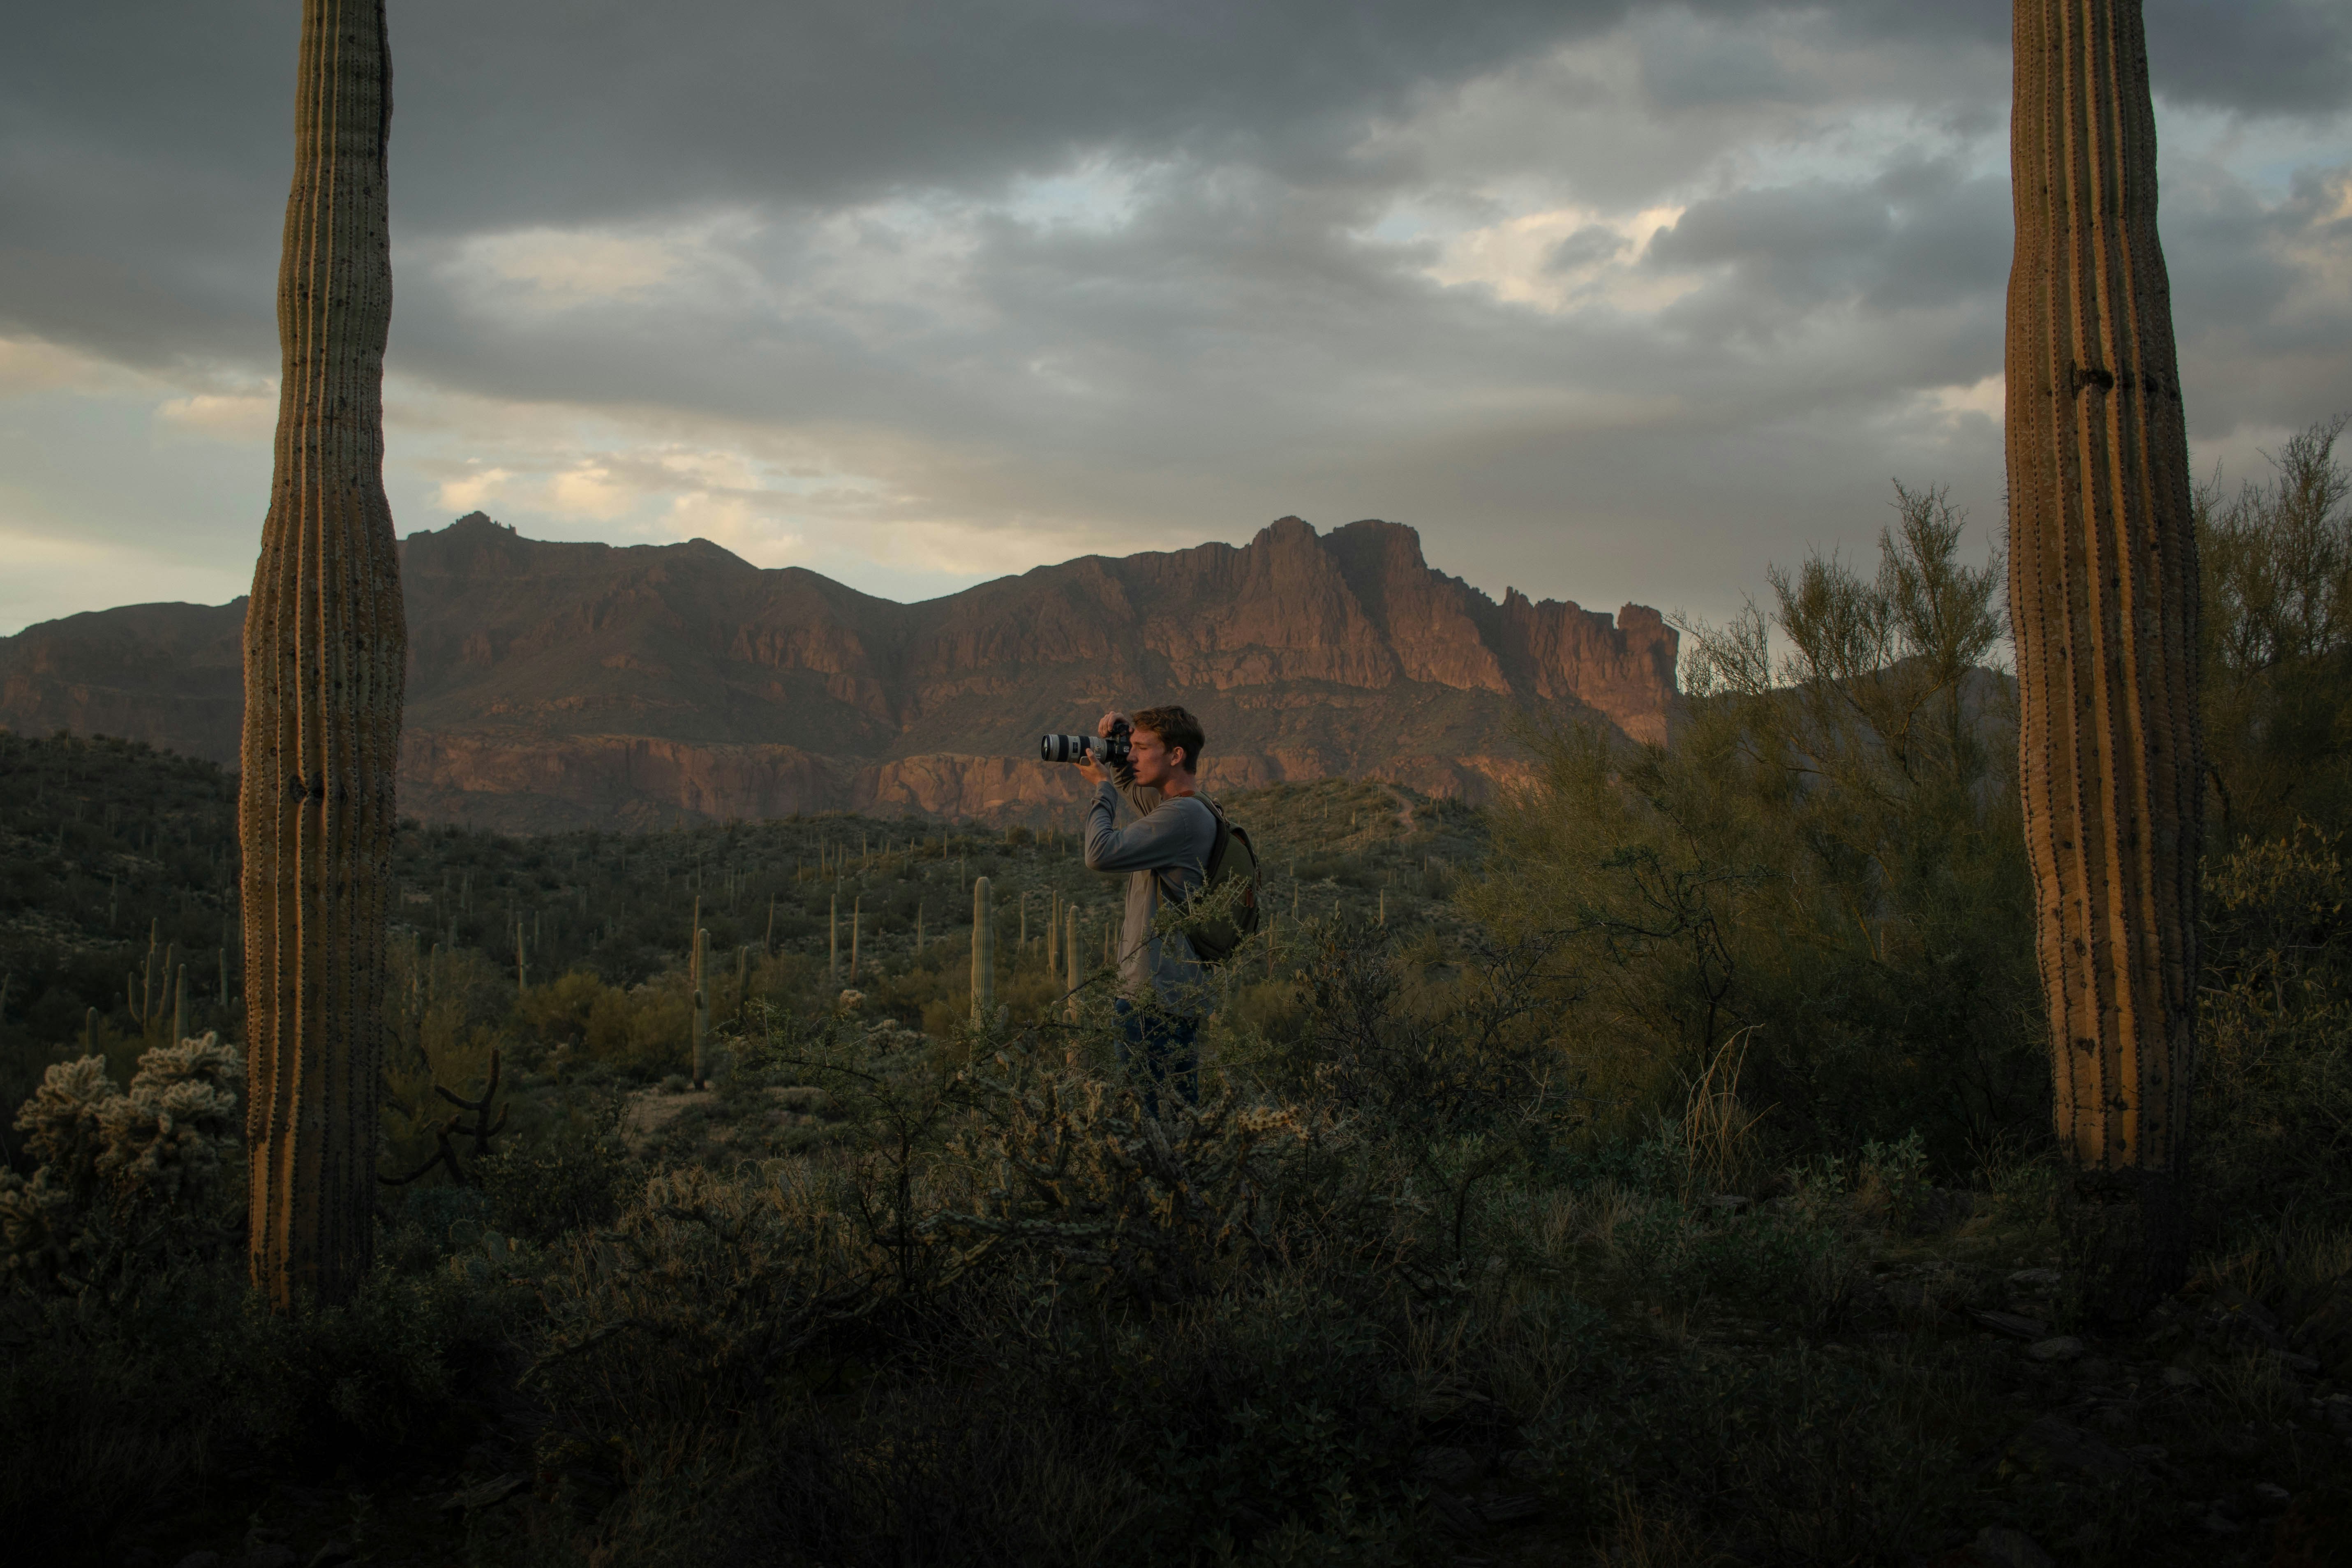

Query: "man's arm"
<box><xmin>1112</xmin><ymin>760</ymin><xmax>1163</xmax><ymax>820</ymax></box>
<box><xmin>1084</xmin><ymin>785</ymin><xmax>1201</xmax><ymax>873</ymax></box>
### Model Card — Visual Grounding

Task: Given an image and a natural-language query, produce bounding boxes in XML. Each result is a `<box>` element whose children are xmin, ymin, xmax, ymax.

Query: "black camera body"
<box><xmin>1040</xmin><ymin>716</ymin><xmax>1131</xmax><ymax>767</ymax></box>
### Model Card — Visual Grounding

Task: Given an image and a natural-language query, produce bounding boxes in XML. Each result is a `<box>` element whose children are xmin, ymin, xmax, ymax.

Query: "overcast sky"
<box><xmin>3</xmin><ymin>0</ymin><xmax>2347</xmax><ymax>644</ymax></box>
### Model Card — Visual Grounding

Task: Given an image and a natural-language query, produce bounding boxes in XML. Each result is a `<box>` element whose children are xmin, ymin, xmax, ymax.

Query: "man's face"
<box><xmin>1129</xmin><ymin>726</ymin><xmax>1182</xmax><ymax>788</ymax></box>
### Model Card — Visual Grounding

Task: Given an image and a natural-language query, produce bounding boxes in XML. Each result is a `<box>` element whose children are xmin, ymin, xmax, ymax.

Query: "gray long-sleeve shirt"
<box><xmin>1083</xmin><ymin>776</ymin><xmax>1219</xmax><ymax>1011</ymax></box>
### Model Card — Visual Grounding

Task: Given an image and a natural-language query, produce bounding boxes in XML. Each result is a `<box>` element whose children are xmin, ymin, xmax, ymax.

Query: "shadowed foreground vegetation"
<box><xmin>4</xmin><ymin>425</ymin><xmax>2350</xmax><ymax>1567</ymax></box>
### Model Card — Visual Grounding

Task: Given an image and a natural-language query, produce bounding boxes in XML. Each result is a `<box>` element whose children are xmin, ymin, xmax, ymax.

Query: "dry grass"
<box><xmin>1676</xmin><ymin>1030</ymin><xmax>1769</xmax><ymax>1203</ymax></box>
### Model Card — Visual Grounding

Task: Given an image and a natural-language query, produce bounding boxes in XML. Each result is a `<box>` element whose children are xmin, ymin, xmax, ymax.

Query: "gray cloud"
<box><xmin>2146</xmin><ymin>0</ymin><xmax>2352</xmax><ymax>118</ymax></box>
<box><xmin>5</xmin><ymin>0</ymin><xmax>2329</xmax><ymax>366</ymax></box>
<box><xmin>1645</xmin><ymin>158</ymin><xmax>2012</xmax><ymax>335</ymax></box>
<box><xmin>1</xmin><ymin>0</ymin><xmax>2347</xmax><ymax>639</ymax></box>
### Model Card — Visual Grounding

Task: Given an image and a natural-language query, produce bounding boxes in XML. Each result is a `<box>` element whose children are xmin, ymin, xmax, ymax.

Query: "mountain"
<box><xmin>0</xmin><ymin>513</ymin><xmax>1677</xmax><ymax>829</ymax></box>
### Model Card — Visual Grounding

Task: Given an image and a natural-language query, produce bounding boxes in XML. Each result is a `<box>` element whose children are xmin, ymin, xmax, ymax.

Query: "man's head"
<box><xmin>1130</xmin><ymin>704</ymin><xmax>1205</xmax><ymax>789</ymax></box>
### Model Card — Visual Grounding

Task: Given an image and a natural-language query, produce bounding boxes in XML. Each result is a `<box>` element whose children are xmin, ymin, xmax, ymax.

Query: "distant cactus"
<box><xmin>691</xmin><ymin>923</ymin><xmax>711</xmax><ymax>1090</ymax></box>
<box><xmin>125</xmin><ymin>921</ymin><xmax>176</xmax><ymax>1044</ymax></box>
<box><xmin>971</xmin><ymin>876</ymin><xmax>995</xmax><ymax>1025</ymax></box>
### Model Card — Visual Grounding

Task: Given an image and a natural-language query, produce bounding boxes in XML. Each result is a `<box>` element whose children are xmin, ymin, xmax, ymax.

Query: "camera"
<box><xmin>1040</xmin><ymin>716</ymin><xmax>1131</xmax><ymax>766</ymax></box>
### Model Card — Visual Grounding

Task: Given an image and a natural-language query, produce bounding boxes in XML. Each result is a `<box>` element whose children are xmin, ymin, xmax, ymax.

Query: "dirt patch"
<box><xmin>619</xmin><ymin>1084</ymin><xmax>832</xmax><ymax>1156</ymax></box>
<box><xmin>620</xmin><ymin>1088</ymin><xmax>717</xmax><ymax>1152</ymax></box>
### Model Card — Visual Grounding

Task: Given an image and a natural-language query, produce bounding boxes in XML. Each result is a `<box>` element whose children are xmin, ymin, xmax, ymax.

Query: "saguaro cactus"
<box><xmin>243</xmin><ymin>0</ymin><xmax>405</xmax><ymax>1309</ymax></box>
<box><xmin>971</xmin><ymin>876</ymin><xmax>995</xmax><ymax>1024</ymax></box>
<box><xmin>691</xmin><ymin>925</ymin><xmax>710</xmax><ymax>1089</ymax></box>
<box><xmin>128</xmin><ymin>922</ymin><xmax>176</xmax><ymax>1044</ymax></box>
<box><xmin>2006</xmin><ymin>0</ymin><xmax>2202</xmax><ymax>1308</ymax></box>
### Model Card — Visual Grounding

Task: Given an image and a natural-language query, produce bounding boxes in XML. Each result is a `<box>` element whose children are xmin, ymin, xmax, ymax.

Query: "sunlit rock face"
<box><xmin>0</xmin><ymin>512</ymin><xmax>1676</xmax><ymax>828</ymax></box>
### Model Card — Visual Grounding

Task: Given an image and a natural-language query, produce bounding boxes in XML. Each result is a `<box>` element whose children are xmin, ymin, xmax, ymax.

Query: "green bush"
<box><xmin>1468</xmin><ymin>484</ymin><xmax>2043</xmax><ymax>1170</ymax></box>
<box><xmin>2196</xmin><ymin>823</ymin><xmax>2352</xmax><ymax>1225</ymax></box>
<box><xmin>479</xmin><ymin>1093</ymin><xmax>636</xmax><ymax>1243</ymax></box>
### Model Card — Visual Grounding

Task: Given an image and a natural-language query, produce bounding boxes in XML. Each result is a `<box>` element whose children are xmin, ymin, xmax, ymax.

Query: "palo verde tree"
<box><xmin>2005</xmin><ymin>0</ymin><xmax>2202</xmax><ymax>1311</ymax></box>
<box><xmin>242</xmin><ymin>0</ymin><xmax>407</xmax><ymax>1309</ymax></box>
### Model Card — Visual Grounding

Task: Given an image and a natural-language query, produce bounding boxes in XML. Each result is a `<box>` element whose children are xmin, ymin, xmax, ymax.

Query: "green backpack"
<box><xmin>1169</xmin><ymin>796</ymin><xmax>1261</xmax><ymax>965</ymax></box>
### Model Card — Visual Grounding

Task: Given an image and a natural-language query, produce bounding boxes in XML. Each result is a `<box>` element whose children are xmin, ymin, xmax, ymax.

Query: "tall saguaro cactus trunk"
<box><xmin>2006</xmin><ymin>0</ymin><xmax>2202</xmax><ymax>1316</ymax></box>
<box><xmin>243</xmin><ymin>0</ymin><xmax>405</xmax><ymax>1310</ymax></box>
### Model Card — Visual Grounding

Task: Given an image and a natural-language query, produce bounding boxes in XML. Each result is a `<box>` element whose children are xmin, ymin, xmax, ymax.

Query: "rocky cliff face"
<box><xmin>0</xmin><ymin>513</ymin><xmax>1676</xmax><ymax>828</ymax></box>
<box><xmin>0</xmin><ymin>600</ymin><xmax>247</xmax><ymax>762</ymax></box>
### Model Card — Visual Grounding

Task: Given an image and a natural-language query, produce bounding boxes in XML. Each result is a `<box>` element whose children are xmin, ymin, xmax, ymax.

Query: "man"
<box><xmin>1075</xmin><ymin>704</ymin><xmax>1219</xmax><ymax>1113</ymax></box>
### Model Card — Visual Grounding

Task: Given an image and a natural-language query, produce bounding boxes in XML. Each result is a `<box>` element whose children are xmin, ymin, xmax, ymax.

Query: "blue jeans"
<box><xmin>1113</xmin><ymin>998</ymin><xmax>1199</xmax><ymax>1118</ymax></box>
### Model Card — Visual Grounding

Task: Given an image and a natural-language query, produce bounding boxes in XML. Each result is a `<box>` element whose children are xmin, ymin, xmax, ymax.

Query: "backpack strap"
<box><xmin>1156</xmin><ymin>794</ymin><xmax>1226</xmax><ymax>907</ymax></box>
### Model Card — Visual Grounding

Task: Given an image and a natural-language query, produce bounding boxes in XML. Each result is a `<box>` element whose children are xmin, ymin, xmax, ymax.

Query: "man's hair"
<box><xmin>1133</xmin><ymin>704</ymin><xmax>1205</xmax><ymax>773</ymax></box>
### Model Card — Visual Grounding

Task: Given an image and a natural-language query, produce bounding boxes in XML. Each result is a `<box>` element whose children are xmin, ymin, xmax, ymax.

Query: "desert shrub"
<box><xmin>929</xmin><ymin>1046</ymin><xmax>1328</xmax><ymax>1305</ymax></box>
<box><xmin>223</xmin><ymin>1253</ymin><xmax>524</xmax><ymax>1459</ymax></box>
<box><xmin>479</xmin><ymin>1092</ymin><xmax>637</xmax><ymax>1243</ymax></box>
<box><xmin>583</xmin><ymin>971</ymin><xmax>693</xmax><ymax>1078</ymax></box>
<box><xmin>0</xmin><ymin>1231</ymin><xmax>521</xmax><ymax>1555</ymax></box>
<box><xmin>1266</xmin><ymin>925</ymin><xmax>1575</xmax><ymax>1261</ymax></box>
<box><xmin>2196</xmin><ymin>822</ymin><xmax>2352</xmax><ymax>1225</ymax></box>
<box><xmin>1469</xmin><ymin>485</ymin><xmax>2043</xmax><ymax>1169</ymax></box>
<box><xmin>527</xmin><ymin>1163</ymin><xmax>900</xmax><ymax>1437</ymax></box>
<box><xmin>0</xmin><ymin>1262</ymin><xmax>246</xmax><ymax>1556</ymax></box>
<box><xmin>1119</xmin><ymin>1273</ymin><xmax>1430</xmax><ymax>1557</ymax></box>
<box><xmin>518</xmin><ymin>967</ymin><xmax>615</xmax><ymax>1050</ymax></box>
<box><xmin>2200</xmin><ymin>415</ymin><xmax>2352</xmax><ymax>843</ymax></box>
<box><xmin>1543</xmin><ymin>1341</ymin><xmax>1978</xmax><ymax>1563</ymax></box>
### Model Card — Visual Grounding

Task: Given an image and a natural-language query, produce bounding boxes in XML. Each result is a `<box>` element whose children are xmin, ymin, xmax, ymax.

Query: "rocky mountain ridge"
<box><xmin>0</xmin><ymin>513</ymin><xmax>1677</xmax><ymax>829</ymax></box>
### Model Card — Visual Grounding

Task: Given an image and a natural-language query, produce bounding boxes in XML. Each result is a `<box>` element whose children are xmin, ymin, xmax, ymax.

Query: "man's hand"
<box><xmin>1077</xmin><ymin>710</ymin><xmax>1129</xmax><ymax>784</ymax></box>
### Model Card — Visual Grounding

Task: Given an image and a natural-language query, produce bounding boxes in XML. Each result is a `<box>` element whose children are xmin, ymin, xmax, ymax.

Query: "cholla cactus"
<box><xmin>0</xmin><ymin>1168</ymin><xmax>79</xmax><ymax>1287</ymax></box>
<box><xmin>14</xmin><ymin>1055</ymin><xmax>118</xmax><ymax>1206</ymax></box>
<box><xmin>95</xmin><ymin>1035</ymin><xmax>244</xmax><ymax>1206</ymax></box>
<box><xmin>0</xmin><ymin>1032</ymin><xmax>245</xmax><ymax>1292</ymax></box>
